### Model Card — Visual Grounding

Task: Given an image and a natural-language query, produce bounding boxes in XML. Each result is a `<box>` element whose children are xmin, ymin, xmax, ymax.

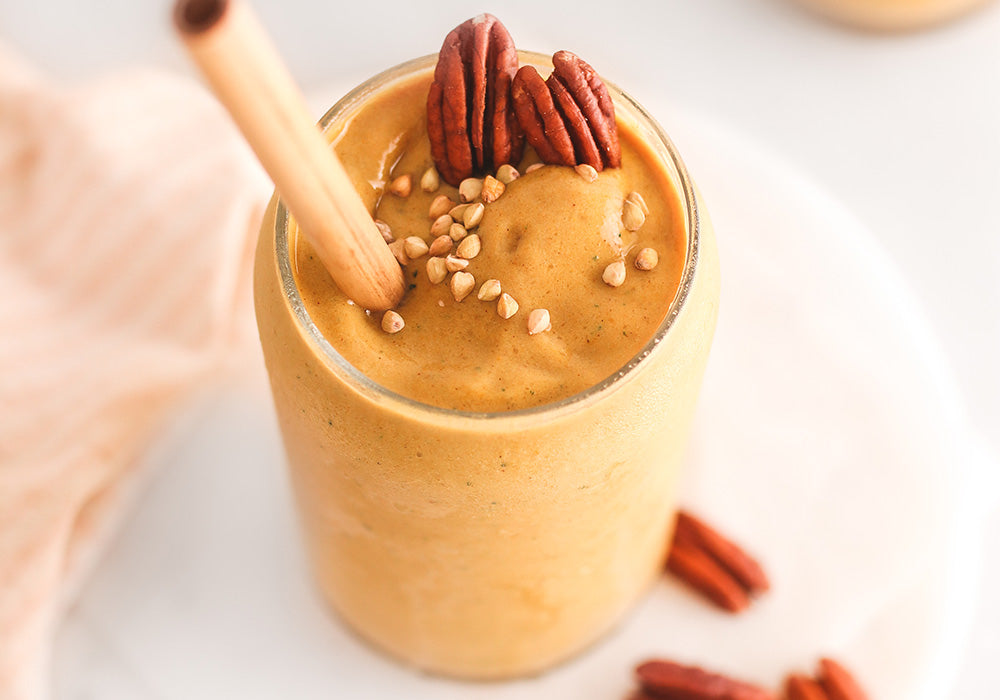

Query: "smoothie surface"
<box><xmin>291</xmin><ymin>71</ymin><xmax>686</xmax><ymax>412</ymax></box>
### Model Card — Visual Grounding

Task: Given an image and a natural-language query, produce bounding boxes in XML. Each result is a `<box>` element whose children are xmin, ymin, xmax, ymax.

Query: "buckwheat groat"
<box><xmin>254</xmin><ymin>38</ymin><xmax>719</xmax><ymax>679</ymax></box>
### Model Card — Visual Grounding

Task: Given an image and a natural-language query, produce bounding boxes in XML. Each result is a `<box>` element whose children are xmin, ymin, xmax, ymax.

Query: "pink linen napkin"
<box><xmin>0</xmin><ymin>45</ymin><xmax>271</xmax><ymax>700</ymax></box>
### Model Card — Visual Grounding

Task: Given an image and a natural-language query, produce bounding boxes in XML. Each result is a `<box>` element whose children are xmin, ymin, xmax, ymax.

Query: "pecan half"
<box><xmin>548</xmin><ymin>68</ymin><xmax>602</xmax><ymax>167</ymax></box>
<box><xmin>666</xmin><ymin>537</ymin><xmax>751</xmax><ymax>613</ymax></box>
<box><xmin>666</xmin><ymin>510</ymin><xmax>770</xmax><ymax>613</ymax></box>
<box><xmin>427</xmin><ymin>14</ymin><xmax>524</xmax><ymax>186</ymax></box>
<box><xmin>636</xmin><ymin>660</ymin><xmax>776</xmax><ymax>700</ymax></box>
<box><xmin>675</xmin><ymin>511</ymin><xmax>771</xmax><ymax>595</ymax></box>
<box><xmin>511</xmin><ymin>50</ymin><xmax>621</xmax><ymax>170</ymax></box>
<box><xmin>785</xmin><ymin>674</ymin><xmax>830</xmax><ymax>700</ymax></box>
<box><xmin>818</xmin><ymin>659</ymin><xmax>870</xmax><ymax>700</ymax></box>
<box><xmin>511</xmin><ymin>64</ymin><xmax>575</xmax><ymax>166</ymax></box>
<box><xmin>551</xmin><ymin>50</ymin><xmax>620</xmax><ymax>168</ymax></box>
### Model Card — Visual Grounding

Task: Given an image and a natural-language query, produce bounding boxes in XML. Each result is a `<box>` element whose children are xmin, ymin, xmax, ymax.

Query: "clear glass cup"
<box><xmin>253</xmin><ymin>53</ymin><xmax>720</xmax><ymax>679</ymax></box>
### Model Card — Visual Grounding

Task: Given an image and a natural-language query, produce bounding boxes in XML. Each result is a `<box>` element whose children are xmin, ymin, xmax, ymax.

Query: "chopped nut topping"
<box><xmin>430</xmin><ymin>214</ymin><xmax>453</xmax><ymax>237</ymax></box>
<box><xmin>622</xmin><ymin>198</ymin><xmax>646</xmax><ymax>231</ymax></box>
<box><xmin>463</xmin><ymin>203</ymin><xmax>485</xmax><ymax>229</ymax></box>
<box><xmin>403</xmin><ymin>236</ymin><xmax>429</xmax><ymax>259</ymax></box>
<box><xmin>388</xmin><ymin>174</ymin><xmax>412</xmax><ymax>197</ymax></box>
<box><xmin>449</xmin><ymin>203</ymin><xmax>470</xmax><ymax>220</ymax></box>
<box><xmin>388</xmin><ymin>239</ymin><xmax>409</xmax><ymax>266</ymax></box>
<box><xmin>477</xmin><ymin>278</ymin><xmax>502</xmax><ymax>301</ymax></box>
<box><xmin>381</xmin><ymin>310</ymin><xmax>405</xmax><ymax>334</ymax></box>
<box><xmin>445</xmin><ymin>255</ymin><xmax>470</xmax><ymax>272</ymax></box>
<box><xmin>429</xmin><ymin>194</ymin><xmax>454</xmax><ymax>219</ymax></box>
<box><xmin>496</xmin><ymin>164</ymin><xmax>520</xmax><ymax>184</ymax></box>
<box><xmin>634</xmin><ymin>247</ymin><xmax>659</xmax><ymax>271</ymax></box>
<box><xmin>574</xmin><ymin>164</ymin><xmax>598</xmax><ymax>182</ymax></box>
<box><xmin>525</xmin><ymin>163</ymin><xmax>544</xmax><ymax>174</ymax></box>
<box><xmin>459</xmin><ymin>177</ymin><xmax>483</xmax><ymax>202</ymax></box>
<box><xmin>497</xmin><ymin>292</ymin><xmax>519</xmax><ymax>319</ymax></box>
<box><xmin>374</xmin><ymin>219</ymin><xmax>394</xmax><ymax>243</ymax></box>
<box><xmin>603</xmin><ymin>260</ymin><xmax>626</xmax><ymax>287</ymax></box>
<box><xmin>451</xmin><ymin>271</ymin><xmax>475</xmax><ymax>301</ymax></box>
<box><xmin>449</xmin><ymin>222</ymin><xmax>469</xmax><ymax>241</ymax></box>
<box><xmin>428</xmin><ymin>234</ymin><xmax>453</xmax><ymax>257</ymax></box>
<box><xmin>456</xmin><ymin>234</ymin><xmax>481</xmax><ymax>259</ymax></box>
<box><xmin>480</xmin><ymin>175</ymin><xmax>505</xmax><ymax>203</ymax></box>
<box><xmin>420</xmin><ymin>167</ymin><xmax>440</xmax><ymax>193</ymax></box>
<box><xmin>426</xmin><ymin>256</ymin><xmax>448</xmax><ymax>284</ymax></box>
<box><xmin>527</xmin><ymin>308</ymin><xmax>551</xmax><ymax>335</ymax></box>
<box><xmin>626</xmin><ymin>191</ymin><xmax>649</xmax><ymax>215</ymax></box>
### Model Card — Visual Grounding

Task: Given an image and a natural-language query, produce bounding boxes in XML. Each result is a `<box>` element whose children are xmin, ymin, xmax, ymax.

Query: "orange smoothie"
<box><xmin>253</xmin><ymin>53</ymin><xmax>719</xmax><ymax>678</ymax></box>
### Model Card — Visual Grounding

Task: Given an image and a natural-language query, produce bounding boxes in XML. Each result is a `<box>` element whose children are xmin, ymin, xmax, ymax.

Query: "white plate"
<box><xmin>53</xmin><ymin>107</ymin><xmax>988</xmax><ymax>700</ymax></box>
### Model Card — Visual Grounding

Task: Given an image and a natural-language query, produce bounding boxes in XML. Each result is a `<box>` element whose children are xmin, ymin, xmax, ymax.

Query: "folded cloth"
<box><xmin>0</xmin><ymin>45</ymin><xmax>271</xmax><ymax>699</ymax></box>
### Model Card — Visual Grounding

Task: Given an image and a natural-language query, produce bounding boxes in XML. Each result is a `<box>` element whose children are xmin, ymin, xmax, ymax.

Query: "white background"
<box><xmin>2</xmin><ymin>0</ymin><xmax>996</xmax><ymax>696</ymax></box>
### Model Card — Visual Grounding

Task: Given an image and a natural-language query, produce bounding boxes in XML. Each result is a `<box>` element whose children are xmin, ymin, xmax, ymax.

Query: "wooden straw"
<box><xmin>174</xmin><ymin>0</ymin><xmax>405</xmax><ymax>311</ymax></box>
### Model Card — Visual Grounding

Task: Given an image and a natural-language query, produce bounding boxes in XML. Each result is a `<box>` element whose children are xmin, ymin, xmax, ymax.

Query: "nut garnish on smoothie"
<box><xmin>291</xmin><ymin>14</ymin><xmax>687</xmax><ymax>411</ymax></box>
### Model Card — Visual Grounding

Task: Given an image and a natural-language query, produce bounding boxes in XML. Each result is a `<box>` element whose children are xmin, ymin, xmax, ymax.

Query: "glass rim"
<box><xmin>273</xmin><ymin>52</ymin><xmax>702</xmax><ymax>426</ymax></box>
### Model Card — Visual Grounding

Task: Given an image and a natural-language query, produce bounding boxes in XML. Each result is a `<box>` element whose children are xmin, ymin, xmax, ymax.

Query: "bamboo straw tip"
<box><xmin>173</xmin><ymin>0</ymin><xmax>406</xmax><ymax>310</ymax></box>
<box><xmin>174</xmin><ymin>0</ymin><xmax>229</xmax><ymax>35</ymax></box>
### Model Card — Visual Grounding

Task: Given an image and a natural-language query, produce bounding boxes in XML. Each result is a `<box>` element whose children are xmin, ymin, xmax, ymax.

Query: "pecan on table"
<box><xmin>426</xmin><ymin>14</ymin><xmax>524</xmax><ymax>186</ymax></box>
<box><xmin>786</xmin><ymin>674</ymin><xmax>831</xmax><ymax>700</ymax></box>
<box><xmin>636</xmin><ymin>660</ymin><xmax>776</xmax><ymax>700</ymax></box>
<box><xmin>666</xmin><ymin>509</ymin><xmax>770</xmax><ymax>613</ymax></box>
<box><xmin>818</xmin><ymin>658</ymin><xmax>871</xmax><ymax>700</ymax></box>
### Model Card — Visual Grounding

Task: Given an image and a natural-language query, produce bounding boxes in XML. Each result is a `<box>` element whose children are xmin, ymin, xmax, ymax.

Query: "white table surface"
<box><xmin>3</xmin><ymin>0</ymin><xmax>997</xmax><ymax>696</ymax></box>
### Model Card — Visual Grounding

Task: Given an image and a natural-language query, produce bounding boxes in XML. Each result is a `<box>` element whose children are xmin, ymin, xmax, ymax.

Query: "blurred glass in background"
<box><xmin>791</xmin><ymin>0</ymin><xmax>994</xmax><ymax>31</ymax></box>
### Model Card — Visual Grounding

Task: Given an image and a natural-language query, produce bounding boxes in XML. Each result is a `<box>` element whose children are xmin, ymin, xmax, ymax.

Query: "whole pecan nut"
<box><xmin>511</xmin><ymin>50</ymin><xmax>621</xmax><ymax>170</ymax></box>
<box><xmin>426</xmin><ymin>14</ymin><xmax>524</xmax><ymax>186</ymax></box>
